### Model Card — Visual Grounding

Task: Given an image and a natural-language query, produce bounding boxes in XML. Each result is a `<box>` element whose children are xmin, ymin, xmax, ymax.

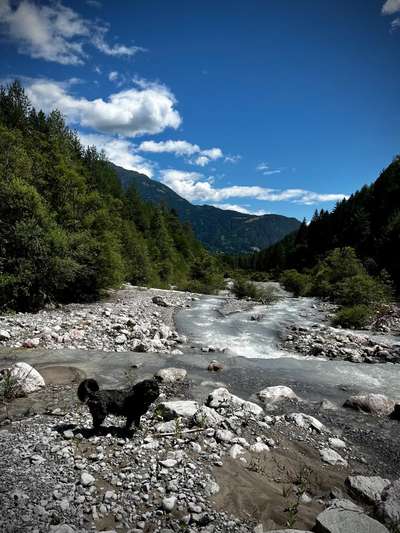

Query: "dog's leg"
<box><xmin>125</xmin><ymin>415</ymin><xmax>140</xmax><ymax>430</ymax></box>
<box><xmin>92</xmin><ymin>409</ymin><xmax>106</xmax><ymax>430</ymax></box>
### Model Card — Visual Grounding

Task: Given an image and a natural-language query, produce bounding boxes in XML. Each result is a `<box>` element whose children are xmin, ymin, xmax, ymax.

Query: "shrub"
<box><xmin>333</xmin><ymin>305</ymin><xmax>374</xmax><ymax>329</ymax></box>
<box><xmin>335</xmin><ymin>273</ymin><xmax>391</xmax><ymax>307</ymax></box>
<box><xmin>280</xmin><ymin>269</ymin><xmax>310</xmax><ymax>297</ymax></box>
<box><xmin>232</xmin><ymin>278</ymin><xmax>261</xmax><ymax>300</ymax></box>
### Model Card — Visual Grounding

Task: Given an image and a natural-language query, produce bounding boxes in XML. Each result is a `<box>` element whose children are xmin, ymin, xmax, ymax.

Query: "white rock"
<box><xmin>114</xmin><ymin>334</ymin><xmax>127</xmax><ymax>345</ymax></box>
<box><xmin>0</xmin><ymin>330</ymin><xmax>11</xmax><ymax>341</ymax></box>
<box><xmin>257</xmin><ymin>385</ymin><xmax>299</xmax><ymax>404</ymax></box>
<box><xmin>229</xmin><ymin>444</ymin><xmax>246</xmax><ymax>459</ymax></box>
<box><xmin>215</xmin><ymin>429</ymin><xmax>235</xmax><ymax>443</ymax></box>
<box><xmin>80</xmin><ymin>472</ymin><xmax>95</xmax><ymax>487</ymax></box>
<box><xmin>286</xmin><ymin>413</ymin><xmax>325</xmax><ymax>432</ymax></box>
<box><xmin>207</xmin><ymin>387</ymin><xmax>263</xmax><ymax>416</ymax></box>
<box><xmin>328</xmin><ymin>437</ymin><xmax>346</xmax><ymax>449</ymax></box>
<box><xmin>162</xmin><ymin>496</ymin><xmax>177</xmax><ymax>511</ymax></box>
<box><xmin>193</xmin><ymin>405</ymin><xmax>223</xmax><ymax>427</ymax></box>
<box><xmin>159</xmin><ymin>459</ymin><xmax>177</xmax><ymax>468</ymax></box>
<box><xmin>346</xmin><ymin>475</ymin><xmax>391</xmax><ymax>505</ymax></box>
<box><xmin>155</xmin><ymin>367</ymin><xmax>187</xmax><ymax>383</ymax></box>
<box><xmin>205</xmin><ymin>480</ymin><xmax>220</xmax><ymax>495</ymax></box>
<box><xmin>159</xmin><ymin>401</ymin><xmax>199</xmax><ymax>420</ymax></box>
<box><xmin>250</xmin><ymin>442</ymin><xmax>270</xmax><ymax>453</ymax></box>
<box><xmin>320</xmin><ymin>448</ymin><xmax>348</xmax><ymax>467</ymax></box>
<box><xmin>5</xmin><ymin>362</ymin><xmax>45</xmax><ymax>395</ymax></box>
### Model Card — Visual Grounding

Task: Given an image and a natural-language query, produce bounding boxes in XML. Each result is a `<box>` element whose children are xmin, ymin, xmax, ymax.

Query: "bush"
<box><xmin>333</xmin><ymin>305</ymin><xmax>374</xmax><ymax>329</ymax></box>
<box><xmin>335</xmin><ymin>273</ymin><xmax>391</xmax><ymax>307</ymax></box>
<box><xmin>280</xmin><ymin>269</ymin><xmax>310</xmax><ymax>296</ymax></box>
<box><xmin>232</xmin><ymin>278</ymin><xmax>261</xmax><ymax>300</ymax></box>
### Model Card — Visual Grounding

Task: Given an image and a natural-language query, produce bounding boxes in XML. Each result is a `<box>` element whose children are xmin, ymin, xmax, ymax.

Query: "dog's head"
<box><xmin>77</xmin><ymin>378</ymin><xmax>100</xmax><ymax>403</ymax></box>
<box><xmin>133</xmin><ymin>378</ymin><xmax>160</xmax><ymax>405</ymax></box>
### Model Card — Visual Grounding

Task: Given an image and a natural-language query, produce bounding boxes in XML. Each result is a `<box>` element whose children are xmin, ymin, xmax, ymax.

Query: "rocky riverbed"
<box><xmin>0</xmin><ymin>286</ymin><xmax>192</xmax><ymax>354</ymax></box>
<box><xmin>1</xmin><ymin>364</ymin><xmax>400</xmax><ymax>533</ymax></box>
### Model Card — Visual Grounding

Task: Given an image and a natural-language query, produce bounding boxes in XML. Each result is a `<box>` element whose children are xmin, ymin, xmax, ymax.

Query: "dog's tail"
<box><xmin>77</xmin><ymin>378</ymin><xmax>100</xmax><ymax>403</ymax></box>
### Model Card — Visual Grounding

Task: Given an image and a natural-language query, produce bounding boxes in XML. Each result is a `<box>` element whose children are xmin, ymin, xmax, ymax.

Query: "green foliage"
<box><xmin>280</xmin><ymin>269</ymin><xmax>310</xmax><ymax>296</ymax></box>
<box><xmin>232</xmin><ymin>278</ymin><xmax>261</xmax><ymax>300</ymax></box>
<box><xmin>184</xmin><ymin>252</ymin><xmax>224</xmax><ymax>294</ymax></box>
<box><xmin>0</xmin><ymin>81</ymin><xmax>222</xmax><ymax>311</ymax></box>
<box><xmin>333</xmin><ymin>305</ymin><xmax>374</xmax><ymax>329</ymax></box>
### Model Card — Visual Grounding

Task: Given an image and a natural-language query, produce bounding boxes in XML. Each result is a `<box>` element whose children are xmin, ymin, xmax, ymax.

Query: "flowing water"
<box><xmin>175</xmin><ymin>289</ymin><xmax>400</xmax><ymax>402</ymax></box>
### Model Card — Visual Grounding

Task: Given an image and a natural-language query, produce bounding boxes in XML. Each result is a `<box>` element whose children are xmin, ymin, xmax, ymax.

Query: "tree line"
<box><xmin>0</xmin><ymin>81</ymin><xmax>223</xmax><ymax>312</ymax></box>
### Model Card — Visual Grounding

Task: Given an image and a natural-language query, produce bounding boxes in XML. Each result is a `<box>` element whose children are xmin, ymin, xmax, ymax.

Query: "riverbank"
<box><xmin>0</xmin><ymin>286</ymin><xmax>193</xmax><ymax>354</ymax></box>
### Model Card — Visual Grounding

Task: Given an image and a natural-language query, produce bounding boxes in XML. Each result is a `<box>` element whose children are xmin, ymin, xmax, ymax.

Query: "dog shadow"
<box><xmin>53</xmin><ymin>423</ymin><xmax>136</xmax><ymax>439</ymax></box>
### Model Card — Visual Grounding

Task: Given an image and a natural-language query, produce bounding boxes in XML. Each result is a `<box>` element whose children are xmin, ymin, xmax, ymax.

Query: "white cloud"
<box><xmin>256</xmin><ymin>162</ymin><xmax>282</xmax><ymax>175</ymax></box>
<box><xmin>211</xmin><ymin>203</ymin><xmax>268</xmax><ymax>215</ymax></box>
<box><xmin>79</xmin><ymin>132</ymin><xmax>155</xmax><ymax>177</ymax></box>
<box><xmin>224</xmin><ymin>154</ymin><xmax>241</xmax><ymax>164</ymax></box>
<box><xmin>138</xmin><ymin>139</ymin><xmax>223</xmax><ymax>166</ymax></box>
<box><xmin>0</xmin><ymin>0</ymin><xmax>144</xmax><ymax>64</ymax></box>
<box><xmin>391</xmin><ymin>17</ymin><xmax>400</xmax><ymax>29</ymax></box>
<box><xmin>26</xmin><ymin>78</ymin><xmax>182</xmax><ymax>137</ymax></box>
<box><xmin>382</xmin><ymin>0</ymin><xmax>400</xmax><ymax>14</ymax></box>
<box><xmin>159</xmin><ymin>169</ymin><xmax>348</xmax><ymax>205</ymax></box>
<box><xmin>108</xmin><ymin>71</ymin><xmax>119</xmax><ymax>82</ymax></box>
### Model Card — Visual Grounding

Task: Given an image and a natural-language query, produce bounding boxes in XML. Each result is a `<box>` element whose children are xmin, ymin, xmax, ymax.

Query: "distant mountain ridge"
<box><xmin>111</xmin><ymin>164</ymin><xmax>301</xmax><ymax>254</ymax></box>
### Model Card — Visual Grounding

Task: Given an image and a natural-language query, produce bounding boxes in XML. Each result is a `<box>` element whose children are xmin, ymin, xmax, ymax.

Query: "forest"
<box><xmin>0</xmin><ymin>81</ymin><xmax>223</xmax><ymax>312</ymax></box>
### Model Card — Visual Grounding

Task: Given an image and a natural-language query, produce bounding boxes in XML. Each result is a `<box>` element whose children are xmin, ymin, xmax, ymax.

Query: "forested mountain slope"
<box><xmin>113</xmin><ymin>164</ymin><xmax>301</xmax><ymax>254</ymax></box>
<box><xmin>240</xmin><ymin>156</ymin><xmax>400</xmax><ymax>292</ymax></box>
<box><xmin>0</xmin><ymin>81</ymin><xmax>222</xmax><ymax>312</ymax></box>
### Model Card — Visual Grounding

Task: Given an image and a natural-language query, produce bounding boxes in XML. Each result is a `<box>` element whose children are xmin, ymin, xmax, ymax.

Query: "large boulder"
<box><xmin>378</xmin><ymin>479</ymin><xmax>400</xmax><ymax>525</ymax></box>
<box><xmin>158</xmin><ymin>400</ymin><xmax>199</xmax><ymax>420</ymax></box>
<box><xmin>257</xmin><ymin>385</ymin><xmax>299</xmax><ymax>405</ymax></box>
<box><xmin>346</xmin><ymin>476</ymin><xmax>391</xmax><ymax>505</ymax></box>
<box><xmin>314</xmin><ymin>508</ymin><xmax>389</xmax><ymax>533</ymax></box>
<box><xmin>0</xmin><ymin>362</ymin><xmax>45</xmax><ymax>396</ymax></box>
<box><xmin>320</xmin><ymin>448</ymin><xmax>348</xmax><ymax>467</ymax></box>
<box><xmin>207</xmin><ymin>387</ymin><xmax>263</xmax><ymax>417</ymax></box>
<box><xmin>155</xmin><ymin>368</ymin><xmax>187</xmax><ymax>383</ymax></box>
<box><xmin>343</xmin><ymin>393</ymin><xmax>395</xmax><ymax>416</ymax></box>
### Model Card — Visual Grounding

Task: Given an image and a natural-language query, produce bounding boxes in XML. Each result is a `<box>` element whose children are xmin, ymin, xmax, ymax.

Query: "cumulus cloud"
<box><xmin>25</xmin><ymin>78</ymin><xmax>182</xmax><ymax>137</ymax></box>
<box><xmin>159</xmin><ymin>169</ymin><xmax>347</xmax><ymax>205</ymax></box>
<box><xmin>108</xmin><ymin>71</ymin><xmax>119</xmax><ymax>82</ymax></box>
<box><xmin>382</xmin><ymin>0</ymin><xmax>400</xmax><ymax>14</ymax></box>
<box><xmin>0</xmin><ymin>0</ymin><xmax>144</xmax><ymax>64</ymax></box>
<box><xmin>224</xmin><ymin>154</ymin><xmax>241</xmax><ymax>164</ymax></box>
<box><xmin>79</xmin><ymin>132</ymin><xmax>155</xmax><ymax>177</ymax></box>
<box><xmin>138</xmin><ymin>139</ymin><xmax>223</xmax><ymax>166</ymax></box>
<box><xmin>256</xmin><ymin>162</ymin><xmax>282</xmax><ymax>176</ymax></box>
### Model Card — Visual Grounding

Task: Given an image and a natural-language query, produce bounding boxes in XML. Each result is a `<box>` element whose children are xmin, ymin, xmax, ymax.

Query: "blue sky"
<box><xmin>0</xmin><ymin>0</ymin><xmax>399</xmax><ymax>220</ymax></box>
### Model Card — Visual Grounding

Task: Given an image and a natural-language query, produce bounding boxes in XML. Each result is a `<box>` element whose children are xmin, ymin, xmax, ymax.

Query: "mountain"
<box><xmin>112</xmin><ymin>164</ymin><xmax>301</xmax><ymax>254</ymax></box>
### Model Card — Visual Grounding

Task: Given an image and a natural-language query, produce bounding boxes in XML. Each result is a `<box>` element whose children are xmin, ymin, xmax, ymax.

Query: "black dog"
<box><xmin>77</xmin><ymin>378</ymin><xmax>159</xmax><ymax>431</ymax></box>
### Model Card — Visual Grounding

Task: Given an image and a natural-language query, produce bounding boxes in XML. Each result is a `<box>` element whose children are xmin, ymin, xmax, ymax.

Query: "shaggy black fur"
<box><xmin>77</xmin><ymin>378</ymin><xmax>159</xmax><ymax>431</ymax></box>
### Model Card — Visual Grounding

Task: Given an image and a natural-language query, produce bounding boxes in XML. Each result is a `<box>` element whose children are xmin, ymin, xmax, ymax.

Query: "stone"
<box><xmin>267</xmin><ymin>531</ymin><xmax>313</xmax><ymax>533</ymax></box>
<box><xmin>257</xmin><ymin>385</ymin><xmax>299</xmax><ymax>404</ymax></box>
<box><xmin>378</xmin><ymin>479</ymin><xmax>400</xmax><ymax>525</ymax></box>
<box><xmin>50</xmin><ymin>526</ymin><xmax>76</xmax><ymax>533</ymax></box>
<box><xmin>162</xmin><ymin>496</ymin><xmax>177</xmax><ymax>512</ymax></box>
<box><xmin>344</xmin><ymin>393</ymin><xmax>395</xmax><ymax>416</ymax></box>
<box><xmin>249</xmin><ymin>442</ymin><xmax>270</xmax><ymax>453</ymax></box>
<box><xmin>193</xmin><ymin>405</ymin><xmax>223</xmax><ymax>428</ymax></box>
<box><xmin>215</xmin><ymin>429</ymin><xmax>235</xmax><ymax>443</ymax></box>
<box><xmin>158</xmin><ymin>401</ymin><xmax>199</xmax><ymax>420</ymax></box>
<box><xmin>80</xmin><ymin>472</ymin><xmax>95</xmax><ymax>487</ymax></box>
<box><xmin>328</xmin><ymin>438</ymin><xmax>346</xmax><ymax>449</ymax></box>
<box><xmin>320</xmin><ymin>448</ymin><xmax>348</xmax><ymax>467</ymax></box>
<box><xmin>159</xmin><ymin>459</ymin><xmax>177</xmax><ymax>468</ymax></box>
<box><xmin>320</xmin><ymin>399</ymin><xmax>338</xmax><ymax>411</ymax></box>
<box><xmin>229</xmin><ymin>444</ymin><xmax>246</xmax><ymax>459</ymax></box>
<box><xmin>327</xmin><ymin>499</ymin><xmax>363</xmax><ymax>512</ymax></box>
<box><xmin>207</xmin><ymin>360</ymin><xmax>224</xmax><ymax>372</ymax></box>
<box><xmin>152</xmin><ymin>296</ymin><xmax>170</xmax><ymax>307</ymax></box>
<box><xmin>205</xmin><ymin>480</ymin><xmax>220</xmax><ymax>495</ymax></box>
<box><xmin>207</xmin><ymin>387</ymin><xmax>263</xmax><ymax>416</ymax></box>
<box><xmin>23</xmin><ymin>338</ymin><xmax>40</xmax><ymax>348</ymax></box>
<box><xmin>286</xmin><ymin>413</ymin><xmax>325</xmax><ymax>432</ymax></box>
<box><xmin>155</xmin><ymin>367</ymin><xmax>187</xmax><ymax>383</ymax></box>
<box><xmin>346</xmin><ymin>476</ymin><xmax>391</xmax><ymax>504</ymax></box>
<box><xmin>115</xmin><ymin>334</ymin><xmax>127</xmax><ymax>344</ymax></box>
<box><xmin>314</xmin><ymin>508</ymin><xmax>389</xmax><ymax>533</ymax></box>
<box><xmin>0</xmin><ymin>330</ymin><xmax>11</xmax><ymax>341</ymax></box>
<box><xmin>3</xmin><ymin>362</ymin><xmax>45</xmax><ymax>395</ymax></box>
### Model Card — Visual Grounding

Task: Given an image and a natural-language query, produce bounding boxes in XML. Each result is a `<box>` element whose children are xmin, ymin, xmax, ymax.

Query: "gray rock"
<box><xmin>215</xmin><ymin>429</ymin><xmax>235</xmax><ymax>443</ymax></box>
<box><xmin>319</xmin><ymin>399</ymin><xmax>338</xmax><ymax>411</ymax></box>
<box><xmin>155</xmin><ymin>367</ymin><xmax>187</xmax><ymax>383</ymax></box>
<box><xmin>286</xmin><ymin>412</ymin><xmax>325</xmax><ymax>432</ymax></box>
<box><xmin>193</xmin><ymin>405</ymin><xmax>224</xmax><ymax>428</ymax></box>
<box><xmin>0</xmin><ymin>330</ymin><xmax>11</xmax><ymax>341</ymax></box>
<box><xmin>328</xmin><ymin>437</ymin><xmax>346</xmax><ymax>449</ymax></box>
<box><xmin>80</xmin><ymin>472</ymin><xmax>95</xmax><ymax>487</ymax></box>
<box><xmin>257</xmin><ymin>385</ymin><xmax>300</xmax><ymax>404</ymax></box>
<box><xmin>315</xmin><ymin>509</ymin><xmax>389</xmax><ymax>533</ymax></box>
<box><xmin>346</xmin><ymin>475</ymin><xmax>391</xmax><ymax>504</ymax></box>
<box><xmin>327</xmin><ymin>499</ymin><xmax>363</xmax><ymax>512</ymax></box>
<box><xmin>158</xmin><ymin>400</ymin><xmax>199</xmax><ymax>420</ymax></box>
<box><xmin>344</xmin><ymin>393</ymin><xmax>395</xmax><ymax>416</ymax></box>
<box><xmin>5</xmin><ymin>362</ymin><xmax>45</xmax><ymax>395</ymax></box>
<box><xmin>207</xmin><ymin>387</ymin><xmax>263</xmax><ymax>416</ymax></box>
<box><xmin>378</xmin><ymin>479</ymin><xmax>400</xmax><ymax>525</ymax></box>
<box><xmin>320</xmin><ymin>448</ymin><xmax>348</xmax><ymax>467</ymax></box>
<box><xmin>162</xmin><ymin>496</ymin><xmax>177</xmax><ymax>511</ymax></box>
<box><xmin>49</xmin><ymin>526</ymin><xmax>76</xmax><ymax>533</ymax></box>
